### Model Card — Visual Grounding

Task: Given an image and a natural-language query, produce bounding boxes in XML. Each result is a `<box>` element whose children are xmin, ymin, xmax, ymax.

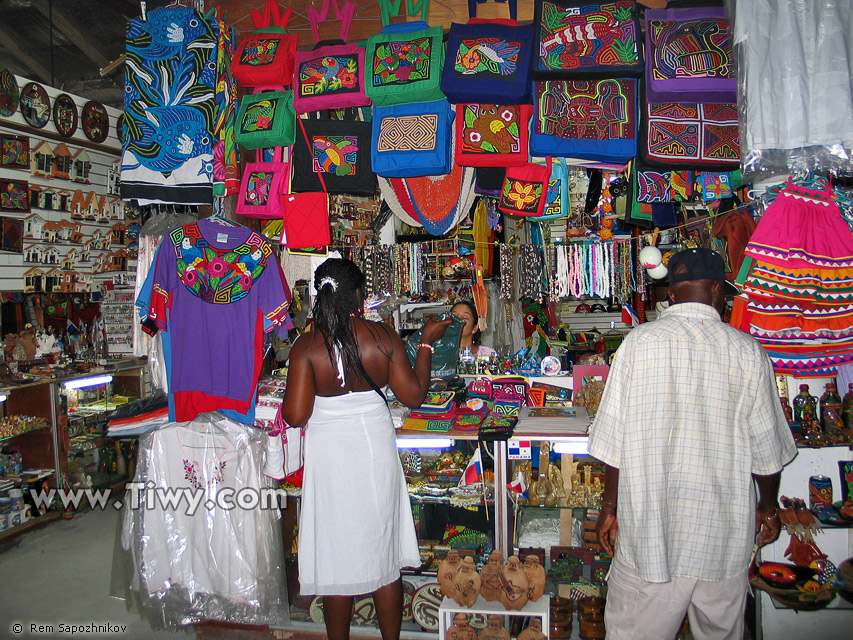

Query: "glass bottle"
<box><xmin>842</xmin><ymin>383</ymin><xmax>853</xmax><ymax>430</ymax></box>
<box><xmin>779</xmin><ymin>396</ymin><xmax>794</xmax><ymax>424</ymax></box>
<box><xmin>459</xmin><ymin>347</ymin><xmax>474</xmax><ymax>374</ymax></box>
<box><xmin>793</xmin><ymin>384</ymin><xmax>818</xmax><ymax>424</ymax></box>
<box><xmin>820</xmin><ymin>383</ymin><xmax>843</xmax><ymax>431</ymax></box>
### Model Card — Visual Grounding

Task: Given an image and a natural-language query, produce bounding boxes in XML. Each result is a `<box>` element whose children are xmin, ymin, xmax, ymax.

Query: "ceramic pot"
<box><xmin>579</xmin><ymin>612</ymin><xmax>606</xmax><ymax>640</ymax></box>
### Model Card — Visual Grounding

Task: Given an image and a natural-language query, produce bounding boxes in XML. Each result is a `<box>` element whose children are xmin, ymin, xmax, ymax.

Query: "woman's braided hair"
<box><xmin>312</xmin><ymin>258</ymin><xmax>369</xmax><ymax>382</ymax></box>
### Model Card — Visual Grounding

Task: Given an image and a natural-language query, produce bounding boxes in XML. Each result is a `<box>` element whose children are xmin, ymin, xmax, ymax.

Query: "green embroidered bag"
<box><xmin>234</xmin><ymin>88</ymin><xmax>296</xmax><ymax>150</ymax></box>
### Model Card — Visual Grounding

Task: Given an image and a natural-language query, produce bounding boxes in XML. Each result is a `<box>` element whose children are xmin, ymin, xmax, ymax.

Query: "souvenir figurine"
<box><xmin>479</xmin><ymin>615</ymin><xmax>510</xmax><ymax>640</ymax></box>
<box><xmin>448</xmin><ymin>613</ymin><xmax>477</xmax><ymax>640</ymax></box>
<box><xmin>479</xmin><ymin>550</ymin><xmax>503</xmax><ymax>602</ymax></box>
<box><xmin>517</xmin><ymin>619</ymin><xmax>546</xmax><ymax>640</ymax></box>
<box><xmin>452</xmin><ymin>556</ymin><xmax>481</xmax><ymax>607</ymax></box>
<box><xmin>522</xmin><ymin>554</ymin><xmax>546</xmax><ymax>602</ymax></box>
<box><xmin>498</xmin><ymin>555</ymin><xmax>529</xmax><ymax>611</ymax></box>
<box><xmin>438</xmin><ymin>550</ymin><xmax>463</xmax><ymax>598</ymax></box>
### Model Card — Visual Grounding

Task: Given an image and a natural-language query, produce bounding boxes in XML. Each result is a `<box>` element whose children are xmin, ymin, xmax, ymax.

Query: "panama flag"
<box><xmin>458</xmin><ymin>448</ymin><xmax>483</xmax><ymax>487</ymax></box>
<box><xmin>507</xmin><ymin>471</ymin><xmax>528</xmax><ymax>498</ymax></box>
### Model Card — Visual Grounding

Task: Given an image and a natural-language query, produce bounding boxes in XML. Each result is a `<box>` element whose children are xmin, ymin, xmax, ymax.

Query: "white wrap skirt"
<box><xmin>297</xmin><ymin>390</ymin><xmax>420</xmax><ymax>595</ymax></box>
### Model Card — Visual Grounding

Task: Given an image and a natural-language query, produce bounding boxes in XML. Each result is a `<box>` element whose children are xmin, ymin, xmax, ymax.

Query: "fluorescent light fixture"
<box><xmin>396</xmin><ymin>437</ymin><xmax>453</xmax><ymax>449</ymax></box>
<box><xmin>552</xmin><ymin>437</ymin><xmax>590</xmax><ymax>455</ymax></box>
<box><xmin>0</xmin><ymin>394</ymin><xmax>6</xmax><ymax>402</ymax></box>
<box><xmin>63</xmin><ymin>374</ymin><xmax>113</xmax><ymax>390</ymax></box>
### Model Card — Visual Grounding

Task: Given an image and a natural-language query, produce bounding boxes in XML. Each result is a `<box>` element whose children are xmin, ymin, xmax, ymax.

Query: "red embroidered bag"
<box><xmin>231</xmin><ymin>0</ymin><xmax>298</xmax><ymax>88</ymax></box>
<box><xmin>281</xmin><ymin>118</ymin><xmax>331</xmax><ymax>250</ymax></box>
<box><xmin>498</xmin><ymin>157</ymin><xmax>552</xmax><ymax>217</ymax></box>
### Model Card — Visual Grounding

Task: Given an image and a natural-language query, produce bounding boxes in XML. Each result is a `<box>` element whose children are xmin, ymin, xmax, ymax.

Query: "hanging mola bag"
<box><xmin>533</xmin><ymin>0</ymin><xmax>644</xmax><ymax>79</ymax></box>
<box><xmin>441</xmin><ymin>0</ymin><xmax>534</xmax><ymax>104</ymax></box>
<box><xmin>455</xmin><ymin>103</ymin><xmax>532</xmax><ymax>167</ymax></box>
<box><xmin>365</xmin><ymin>20</ymin><xmax>445</xmax><ymax>107</ymax></box>
<box><xmin>235</xmin><ymin>147</ymin><xmax>288</xmax><ymax>219</ymax></box>
<box><xmin>531</xmin><ymin>78</ymin><xmax>638</xmax><ymax>164</ymax></box>
<box><xmin>372</xmin><ymin>99</ymin><xmax>454</xmax><ymax>177</ymax></box>
<box><xmin>231</xmin><ymin>0</ymin><xmax>298</xmax><ymax>88</ymax></box>
<box><xmin>498</xmin><ymin>157</ymin><xmax>552</xmax><ymax>217</ymax></box>
<box><xmin>234</xmin><ymin>87</ymin><xmax>296</xmax><ymax>150</ymax></box>
<box><xmin>290</xmin><ymin>109</ymin><xmax>375</xmax><ymax>195</ymax></box>
<box><xmin>292</xmin><ymin>1</ymin><xmax>370</xmax><ymax>113</ymax></box>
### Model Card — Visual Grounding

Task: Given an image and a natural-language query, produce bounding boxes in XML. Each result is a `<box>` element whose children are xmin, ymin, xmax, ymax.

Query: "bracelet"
<box><xmin>758</xmin><ymin>507</ymin><xmax>779</xmax><ymax>521</ymax></box>
<box><xmin>417</xmin><ymin>343</ymin><xmax>435</xmax><ymax>354</ymax></box>
<box><xmin>601</xmin><ymin>500</ymin><xmax>617</xmax><ymax>511</ymax></box>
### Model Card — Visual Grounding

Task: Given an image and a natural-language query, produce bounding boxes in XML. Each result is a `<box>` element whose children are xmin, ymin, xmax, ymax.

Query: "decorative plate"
<box><xmin>352</xmin><ymin>596</ymin><xmax>377</xmax><ymax>625</ymax></box>
<box><xmin>116</xmin><ymin>112</ymin><xmax>128</xmax><ymax>145</ymax></box>
<box><xmin>82</xmin><ymin>100</ymin><xmax>109</xmax><ymax>143</ymax></box>
<box><xmin>411</xmin><ymin>582</ymin><xmax>443</xmax><ymax>631</ymax></box>
<box><xmin>19</xmin><ymin>82</ymin><xmax>50</xmax><ymax>128</ymax></box>
<box><xmin>53</xmin><ymin>94</ymin><xmax>78</xmax><ymax>137</ymax></box>
<box><xmin>0</xmin><ymin>68</ymin><xmax>19</xmax><ymax>117</ymax></box>
<box><xmin>308</xmin><ymin>595</ymin><xmax>324</xmax><ymax>623</ymax></box>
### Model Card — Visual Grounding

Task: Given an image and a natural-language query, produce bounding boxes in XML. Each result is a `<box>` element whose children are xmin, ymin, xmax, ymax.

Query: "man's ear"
<box><xmin>667</xmin><ymin>286</ymin><xmax>675</xmax><ymax>304</ymax></box>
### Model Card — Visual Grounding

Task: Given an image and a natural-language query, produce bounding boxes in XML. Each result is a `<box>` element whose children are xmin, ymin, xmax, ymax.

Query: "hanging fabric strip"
<box><xmin>307</xmin><ymin>0</ymin><xmax>356</xmax><ymax>42</ymax></box>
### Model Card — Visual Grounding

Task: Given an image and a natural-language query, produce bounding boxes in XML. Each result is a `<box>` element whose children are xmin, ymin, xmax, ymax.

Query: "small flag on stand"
<box><xmin>507</xmin><ymin>471</ymin><xmax>528</xmax><ymax>499</ymax></box>
<box><xmin>458</xmin><ymin>447</ymin><xmax>482</xmax><ymax>487</ymax></box>
<box><xmin>621</xmin><ymin>304</ymin><xmax>640</xmax><ymax>327</ymax></box>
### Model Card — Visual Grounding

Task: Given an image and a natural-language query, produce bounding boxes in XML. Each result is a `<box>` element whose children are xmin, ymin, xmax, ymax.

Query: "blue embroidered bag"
<box><xmin>531</xmin><ymin>78</ymin><xmax>638</xmax><ymax>164</ymax></box>
<box><xmin>441</xmin><ymin>0</ymin><xmax>534</xmax><ymax>104</ymax></box>
<box><xmin>372</xmin><ymin>100</ymin><xmax>454</xmax><ymax>177</ymax></box>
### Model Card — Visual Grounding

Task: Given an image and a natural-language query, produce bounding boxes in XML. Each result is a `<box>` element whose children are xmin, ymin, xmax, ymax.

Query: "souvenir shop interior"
<box><xmin>0</xmin><ymin>0</ymin><xmax>852</xmax><ymax>639</ymax></box>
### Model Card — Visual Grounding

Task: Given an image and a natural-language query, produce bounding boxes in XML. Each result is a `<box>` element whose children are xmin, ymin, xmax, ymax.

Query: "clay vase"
<box><xmin>517</xmin><ymin>619</ymin><xmax>546</xmax><ymax>640</ymax></box>
<box><xmin>479</xmin><ymin>550</ymin><xmax>504</xmax><ymax>602</ymax></box>
<box><xmin>438</xmin><ymin>550</ymin><xmax>463</xmax><ymax>598</ymax></box>
<box><xmin>448</xmin><ymin>613</ymin><xmax>478</xmax><ymax>640</ymax></box>
<box><xmin>452</xmin><ymin>556</ymin><xmax>482</xmax><ymax>608</ymax></box>
<box><xmin>479</xmin><ymin>615</ymin><xmax>510</xmax><ymax>640</ymax></box>
<box><xmin>522</xmin><ymin>555</ymin><xmax>546</xmax><ymax>602</ymax></box>
<box><xmin>499</xmin><ymin>555</ymin><xmax>529</xmax><ymax>611</ymax></box>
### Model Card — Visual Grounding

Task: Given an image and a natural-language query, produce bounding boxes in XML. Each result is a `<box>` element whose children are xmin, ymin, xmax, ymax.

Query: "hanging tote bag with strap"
<box><xmin>231</xmin><ymin>0</ymin><xmax>298</xmax><ymax>88</ymax></box>
<box><xmin>292</xmin><ymin>0</ymin><xmax>370</xmax><ymax>113</ymax></box>
<box><xmin>644</xmin><ymin>5</ymin><xmax>736</xmax><ymax>104</ymax></box>
<box><xmin>281</xmin><ymin>118</ymin><xmax>331</xmax><ymax>250</ymax></box>
<box><xmin>498</xmin><ymin>157</ymin><xmax>552</xmax><ymax>217</ymax></box>
<box><xmin>533</xmin><ymin>0</ymin><xmax>644</xmax><ymax>79</ymax></box>
<box><xmin>455</xmin><ymin>103</ymin><xmax>532</xmax><ymax>167</ymax></box>
<box><xmin>365</xmin><ymin>19</ymin><xmax>445</xmax><ymax>107</ymax></box>
<box><xmin>234</xmin><ymin>87</ymin><xmax>296</xmax><ymax>150</ymax></box>
<box><xmin>372</xmin><ymin>99</ymin><xmax>453</xmax><ymax>177</ymax></box>
<box><xmin>441</xmin><ymin>0</ymin><xmax>534</xmax><ymax>105</ymax></box>
<box><xmin>531</xmin><ymin>78</ymin><xmax>638</xmax><ymax>164</ymax></box>
<box><xmin>235</xmin><ymin>147</ymin><xmax>288</xmax><ymax>219</ymax></box>
<box><xmin>290</xmin><ymin>110</ymin><xmax>375</xmax><ymax>195</ymax></box>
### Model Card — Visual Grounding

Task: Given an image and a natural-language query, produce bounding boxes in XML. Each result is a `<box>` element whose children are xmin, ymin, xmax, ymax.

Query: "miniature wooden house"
<box><xmin>44</xmin><ymin>268</ymin><xmax>62</xmax><ymax>293</ymax></box>
<box><xmin>60</xmin><ymin>269</ymin><xmax>79</xmax><ymax>293</ymax></box>
<box><xmin>97</xmin><ymin>194</ymin><xmax>110</xmax><ymax>223</ymax></box>
<box><xmin>110</xmin><ymin>222</ymin><xmax>127</xmax><ymax>245</ymax></box>
<box><xmin>23</xmin><ymin>213</ymin><xmax>45</xmax><ymax>239</ymax></box>
<box><xmin>70</xmin><ymin>190</ymin><xmax>87</xmax><ymax>218</ymax></box>
<box><xmin>70</xmin><ymin>149</ymin><xmax>92</xmax><ymax>184</ymax></box>
<box><xmin>42</xmin><ymin>246</ymin><xmax>60</xmax><ymax>265</ymax></box>
<box><xmin>24</xmin><ymin>245</ymin><xmax>43</xmax><ymax>263</ymax></box>
<box><xmin>52</xmin><ymin>143</ymin><xmax>72</xmax><ymax>180</ymax></box>
<box><xmin>84</xmin><ymin>191</ymin><xmax>99</xmax><ymax>221</ymax></box>
<box><xmin>41</xmin><ymin>221</ymin><xmax>60</xmax><ymax>243</ymax></box>
<box><xmin>106</xmin><ymin>249</ymin><xmax>129</xmax><ymax>272</ymax></box>
<box><xmin>30</xmin><ymin>140</ymin><xmax>54</xmax><ymax>178</ymax></box>
<box><xmin>24</xmin><ymin>267</ymin><xmax>45</xmax><ymax>293</ymax></box>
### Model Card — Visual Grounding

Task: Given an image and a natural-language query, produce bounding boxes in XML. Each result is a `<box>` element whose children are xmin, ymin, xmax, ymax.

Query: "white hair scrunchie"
<box><xmin>319</xmin><ymin>276</ymin><xmax>339</xmax><ymax>291</ymax></box>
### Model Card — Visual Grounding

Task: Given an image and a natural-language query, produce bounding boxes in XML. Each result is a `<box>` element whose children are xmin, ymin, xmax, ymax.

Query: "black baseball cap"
<box><xmin>668</xmin><ymin>247</ymin><xmax>725</xmax><ymax>284</ymax></box>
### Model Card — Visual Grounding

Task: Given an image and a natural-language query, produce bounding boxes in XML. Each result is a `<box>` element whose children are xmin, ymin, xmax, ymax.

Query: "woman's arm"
<box><xmin>281</xmin><ymin>334</ymin><xmax>316</xmax><ymax>427</ymax></box>
<box><xmin>386</xmin><ymin>315</ymin><xmax>451</xmax><ymax>408</ymax></box>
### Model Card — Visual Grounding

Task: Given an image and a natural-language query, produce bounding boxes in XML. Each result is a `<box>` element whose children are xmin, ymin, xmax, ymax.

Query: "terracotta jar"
<box><xmin>579</xmin><ymin>611</ymin><xmax>606</xmax><ymax>640</ymax></box>
<box><xmin>577</xmin><ymin>595</ymin><xmax>605</xmax><ymax>617</ymax></box>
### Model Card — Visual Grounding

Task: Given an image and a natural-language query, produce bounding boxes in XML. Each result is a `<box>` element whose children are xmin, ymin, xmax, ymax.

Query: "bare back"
<box><xmin>282</xmin><ymin>317</ymin><xmax>431</xmax><ymax>427</ymax></box>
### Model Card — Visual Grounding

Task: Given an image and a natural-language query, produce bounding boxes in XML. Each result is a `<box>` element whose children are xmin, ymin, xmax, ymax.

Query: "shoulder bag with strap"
<box><xmin>281</xmin><ymin>117</ymin><xmax>331</xmax><ymax>250</ymax></box>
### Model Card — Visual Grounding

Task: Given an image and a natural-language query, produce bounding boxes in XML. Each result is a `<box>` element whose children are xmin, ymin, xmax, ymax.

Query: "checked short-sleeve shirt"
<box><xmin>588</xmin><ymin>302</ymin><xmax>797</xmax><ymax>583</ymax></box>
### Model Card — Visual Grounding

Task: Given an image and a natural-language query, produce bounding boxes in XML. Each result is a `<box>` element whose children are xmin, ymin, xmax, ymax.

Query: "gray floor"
<box><xmin>0</xmin><ymin>507</ymin><xmax>194</xmax><ymax>639</ymax></box>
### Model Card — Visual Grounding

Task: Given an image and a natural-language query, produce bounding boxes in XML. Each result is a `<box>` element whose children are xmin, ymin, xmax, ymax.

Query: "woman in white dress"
<box><xmin>282</xmin><ymin>258</ymin><xmax>450</xmax><ymax>640</ymax></box>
